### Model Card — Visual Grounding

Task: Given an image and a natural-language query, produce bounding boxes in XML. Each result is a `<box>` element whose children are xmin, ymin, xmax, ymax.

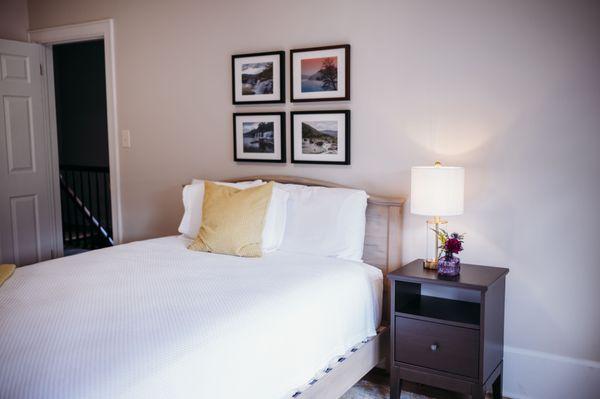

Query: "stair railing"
<box><xmin>59</xmin><ymin>165</ymin><xmax>113</xmax><ymax>249</ymax></box>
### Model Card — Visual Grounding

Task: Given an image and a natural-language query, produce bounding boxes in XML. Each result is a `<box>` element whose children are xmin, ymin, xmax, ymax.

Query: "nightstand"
<box><xmin>388</xmin><ymin>260</ymin><xmax>508</xmax><ymax>399</ymax></box>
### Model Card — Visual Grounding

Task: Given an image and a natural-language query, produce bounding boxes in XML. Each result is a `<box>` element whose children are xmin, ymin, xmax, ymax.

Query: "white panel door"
<box><xmin>0</xmin><ymin>39</ymin><xmax>54</xmax><ymax>266</ymax></box>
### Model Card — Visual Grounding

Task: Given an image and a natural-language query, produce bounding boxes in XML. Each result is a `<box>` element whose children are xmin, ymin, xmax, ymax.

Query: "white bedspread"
<box><xmin>0</xmin><ymin>236</ymin><xmax>382</xmax><ymax>399</ymax></box>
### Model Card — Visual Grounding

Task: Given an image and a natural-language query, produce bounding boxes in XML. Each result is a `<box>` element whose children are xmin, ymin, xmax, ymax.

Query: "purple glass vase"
<box><xmin>438</xmin><ymin>256</ymin><xmax>461</xmax><ymax>277</ymax></box>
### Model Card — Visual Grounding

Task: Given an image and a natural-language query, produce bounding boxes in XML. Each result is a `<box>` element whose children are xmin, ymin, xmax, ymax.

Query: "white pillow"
<box><xmin>178</xmin><ymin>180</ymin><xmax>289</xmax><ymax>253</ymax></box>
<box><xmin>260</xmin><ymin>186</ymin><xmax>290</xmax><ymax>252</ymax></box>
<box><xmin>277</xmin><ymin>183</ymin><xmax>368</xmax><ymax>261</ymax></box>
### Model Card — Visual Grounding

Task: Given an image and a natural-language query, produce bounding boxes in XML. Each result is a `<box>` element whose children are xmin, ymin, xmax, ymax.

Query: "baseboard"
<box><xmin>503</xmin><ymin>346</ymin><xmax>600</xmax><ymax>399</ymax></box>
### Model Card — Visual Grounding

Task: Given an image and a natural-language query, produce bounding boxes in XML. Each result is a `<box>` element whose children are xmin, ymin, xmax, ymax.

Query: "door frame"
<box><xmin>28</xmin><ymin>19</ymin><xmax>123</xmax><ymax>246</ymax></box>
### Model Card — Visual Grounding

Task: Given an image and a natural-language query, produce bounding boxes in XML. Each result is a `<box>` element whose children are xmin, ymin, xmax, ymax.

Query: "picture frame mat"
<box><xmin>233</xmin><ymin>53</ymin><xmax>282</xmax><ymax>103</ymax></box>
<box><xmin>293</xmin><ymin>112</ymin><xmax>346</xmax><ymax>163</ymax></box>
<box><xmin>292</xmin><ymin>47</ymin><xmax>347</xmax><ymax>100</ymax></box>
<box><xmin>235</xmin><ymin>114</ymin><xmax>283</xmax><ymax>161</ymax></box>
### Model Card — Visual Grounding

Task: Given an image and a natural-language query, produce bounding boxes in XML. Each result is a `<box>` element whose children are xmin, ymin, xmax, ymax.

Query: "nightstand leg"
<box><xmin>390</xmin><ymin>366</ymin><xmax>402</xmax><ymax>399</ymax></box>
<box><xmin>492</xmin><ymin>370</ymin><xmax>503</xmax><ymax>399</ymax></box>
<box><xmin>471</xmin><ymin>386</ymin><xmax>486</xmax><ymax>399</ymax></box>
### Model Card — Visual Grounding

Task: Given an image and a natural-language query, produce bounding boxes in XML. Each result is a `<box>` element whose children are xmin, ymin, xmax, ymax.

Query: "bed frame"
<box><xmin>222</xmin><ymin>175</ymin><xmax>405</xmax><ymax>398</ymax></box>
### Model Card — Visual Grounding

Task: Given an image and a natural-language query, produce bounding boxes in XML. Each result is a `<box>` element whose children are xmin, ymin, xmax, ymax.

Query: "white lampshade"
<box><xmin>411</xmin><ymin>165</ymin><xmax>465</xmax><ymax>216</ymax></box>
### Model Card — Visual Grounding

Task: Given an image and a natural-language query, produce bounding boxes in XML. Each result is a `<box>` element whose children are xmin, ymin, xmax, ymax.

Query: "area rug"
<box><xmin>341</xmin><ymin>378</ymin><xmax>429</xmax><ymax>399</ymax></box>
<box><xmin>340</xmin><ymin>370</ymin><xmax>488</xmax><ymax>399</ymax></box>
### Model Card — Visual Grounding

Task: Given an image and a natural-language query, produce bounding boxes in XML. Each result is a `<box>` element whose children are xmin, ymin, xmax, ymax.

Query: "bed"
<box><xmin>0</xmin><ymin>176</ymin><xmax>404</xmax><ymax>399</ymax></box>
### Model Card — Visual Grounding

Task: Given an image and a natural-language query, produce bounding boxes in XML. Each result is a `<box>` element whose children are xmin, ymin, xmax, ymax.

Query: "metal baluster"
<box><xmin>61</xmin><ymin>173</ymin><xmax>68</xmax><ymax>246</ymax></box>
<box><xmin>104</xmin><ymin>172</ymin><xmax>111</xmax><ymax>241</ymax></box>
<box><xmin>73</xmin><ymin>170</ymin><xmax>78</xmax><ymax>248</ymax></box>
<box><xmin>88</xmin><ymin>171</ymin><xmax>96</xmax><ymax>245</ymax></box>
<box><xmin>72</xmin><ymin>170</ymin><xmax>77</xmax><ymax>247</ymax></box>
<box><xmin>78</xmin><ymin>170</ymin><xmax>84</xmax><ymax>249</ymax></box>
<box><xmin>100</xmin><ymin>172</ymin><xmax>105</xmax><ymax>245</ymax></box>
<box><xmin>84</xmin><ymin>171</ymin><xmax>93</xmax><ymax>249</ymax></box>
<box><xmin>68</xmin><ymin>171</ymin><xmax>75</xmax><ymax>246</ymax></box>
<box><xmin>76</xmin><ymin>171</ymin><xmax>82</xmax><ymax>248</ymax></box>
<box><xmin>84</xmin><ymin>170</ymin><xmax>89</xmax><ymax>249</ymax></box>
<box><xmin>86</xmin><ymin>170</ymin><xmax>93</xmax><ymax>249</ymax></box>
<box><xmin>66</xmin><ymin>171</ymin><xmax>70</xmax><ymax>246</ymax></box>
<box><xmin>65</xmin><ymin>173</ymin><xmax>71</xmax><ymax>247</ymax></box>
<box><xmin>94</xmin><ymin>172</ymin><xmax>100</xmax><ymax>248</ymax></box>
<box><xmin>83</xmin><ymin>170</ymin><xmax>88</xmax><ymax>249</ymax></box>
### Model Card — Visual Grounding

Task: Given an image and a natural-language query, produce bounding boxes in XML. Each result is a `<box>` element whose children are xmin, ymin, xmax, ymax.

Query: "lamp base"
<box><xmin>423</xmin><ymin>259</ymin><xmax>438</xmax><ymax>270</ymax></box>
<box><xmin>423</xmin><ymin>217</ymin><xmax>448</xmax><ymax>270</ymax></box>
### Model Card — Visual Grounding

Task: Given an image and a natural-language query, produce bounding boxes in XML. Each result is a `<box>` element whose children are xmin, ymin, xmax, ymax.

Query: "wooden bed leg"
<box><xmin>390</xmin><ymin>365</ymin><xmax>402</xmax><ymax>399</ymax></box>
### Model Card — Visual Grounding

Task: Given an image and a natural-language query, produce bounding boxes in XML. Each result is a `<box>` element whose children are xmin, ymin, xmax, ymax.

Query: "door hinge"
<box><xmin>40</xmin><ymin>64</ymin><xmax>44</xmax><ymax>76</ymax></box>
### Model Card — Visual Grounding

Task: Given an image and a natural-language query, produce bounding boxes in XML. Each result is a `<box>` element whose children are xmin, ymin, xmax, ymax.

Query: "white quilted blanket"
<box><xmin>0</xmin><ymin>236</ymin><xmax>382</xmax><ymax>399</ymax></box>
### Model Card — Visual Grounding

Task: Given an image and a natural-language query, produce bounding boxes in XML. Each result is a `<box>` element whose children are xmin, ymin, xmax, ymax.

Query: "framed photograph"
<box><xmin>291</xmin><ymin>110</ymin><xmax>350</xmax><ymax>165</ymax></box>
<box><xmin>290</xmin><ymin>44</ymin><xmax>350</xmax><ymax>102</ymax></box>
<box><xmin>232</xmin><ymin>51</ymin><xmax>285</xmax><ymax>104</ymax></box>
<box><xmin>233</xmin><ymin>112</ymin><xmax>286</xmax><ymax>162</ymax></box>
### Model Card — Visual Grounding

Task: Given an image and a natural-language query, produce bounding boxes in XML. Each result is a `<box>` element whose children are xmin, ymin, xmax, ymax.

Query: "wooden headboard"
<box><xmin>222</xmin><ymin>175</ymin><xmax>405</xmax><ymax>320</ymax></box>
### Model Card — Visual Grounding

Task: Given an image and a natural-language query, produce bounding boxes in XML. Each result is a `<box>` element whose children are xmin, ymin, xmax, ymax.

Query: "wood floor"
<box><xmin>342</xmin><ymin>369</ymin><xmax>498</xmax><ymax>399</ymax></box>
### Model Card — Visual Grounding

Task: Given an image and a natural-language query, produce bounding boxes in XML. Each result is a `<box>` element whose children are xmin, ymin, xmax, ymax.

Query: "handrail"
<box><xmin>59</xmin><ymin>164</ymin><xmax>109</xmax><ymax>172</ymax></box>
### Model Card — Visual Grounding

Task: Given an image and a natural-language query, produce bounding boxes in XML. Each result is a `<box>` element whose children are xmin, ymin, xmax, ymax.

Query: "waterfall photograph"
<box><xmin>241</xmin><ymin>62</ymin><xmax>273</xmax><ymax>95</ymax></box>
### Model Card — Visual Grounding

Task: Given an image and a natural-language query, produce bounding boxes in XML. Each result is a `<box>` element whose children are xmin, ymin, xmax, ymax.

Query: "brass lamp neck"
<box><xmin>428</xmin><ymin>216</ymin><xmax>447</xmax><ymax>225</ymax></box>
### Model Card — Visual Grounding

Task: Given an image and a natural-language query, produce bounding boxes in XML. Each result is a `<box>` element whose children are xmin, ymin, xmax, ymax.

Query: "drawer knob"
<box><xmin>430</xmin><ymin>343</ymin><xmax>439</xmax><ymax>352</ymax></box>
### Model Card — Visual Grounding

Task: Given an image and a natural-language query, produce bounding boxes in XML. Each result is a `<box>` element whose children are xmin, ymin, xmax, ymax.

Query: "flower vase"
<box><xmin>438</xmin><ymin>256</ymin><xmax>461</xmax><ymax>277</ymax></box>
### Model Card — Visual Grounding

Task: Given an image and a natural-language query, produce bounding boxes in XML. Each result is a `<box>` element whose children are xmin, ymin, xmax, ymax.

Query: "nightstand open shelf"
<box><xmin>395</xmin><ymin>292</ymin><xmax>480</xmax><ymax>329</ymax></box>
<box><xmin>389</xmin><ymin>260</ymin><xmax>509</xmax><ymax>399</ymax></box>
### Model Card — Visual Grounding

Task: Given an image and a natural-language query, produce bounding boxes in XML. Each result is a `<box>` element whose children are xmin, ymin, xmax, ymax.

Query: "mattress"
<box><xmin>0</xmin><ymin>235</ymin><xmax>382</xmax><ymax>399</ymax></box>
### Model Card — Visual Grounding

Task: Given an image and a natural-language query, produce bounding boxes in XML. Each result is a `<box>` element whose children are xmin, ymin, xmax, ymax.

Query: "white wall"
<box><xmin>27</xmin><ymin>0</ymin><xmax>600</xmax><ymax>397</ymax></box>
<box><xmin>0</xmin><ymin>0</ymin><xmax>29</xmax><ymax>41</ymax></box>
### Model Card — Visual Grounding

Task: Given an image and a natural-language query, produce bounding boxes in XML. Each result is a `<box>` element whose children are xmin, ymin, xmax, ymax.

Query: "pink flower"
<box><xmin>444</xmin><ymin>238</ymin><xmax>463</xmax><ymax>255</ymax></box>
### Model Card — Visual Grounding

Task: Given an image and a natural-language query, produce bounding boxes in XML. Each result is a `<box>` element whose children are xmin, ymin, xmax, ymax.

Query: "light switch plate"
<box><xmin>121</xmin><ymin>130</ymin><xmax>131</xmax><ymax>148</ymax></box>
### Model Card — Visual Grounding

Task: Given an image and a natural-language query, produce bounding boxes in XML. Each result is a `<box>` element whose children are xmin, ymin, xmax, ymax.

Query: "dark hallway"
<box><xmin>53</xmin><ymin>39</ymin><xmax>113</xmax><ymax>254</ymax></box>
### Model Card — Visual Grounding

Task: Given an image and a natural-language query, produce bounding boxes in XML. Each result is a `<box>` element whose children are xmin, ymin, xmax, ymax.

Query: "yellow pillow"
<box><xmin>187</xmin><ymin>181</ymin><xmax>273</xmax><ymax>257</ymax></box>
<box><xmin>0</xmin><ymin>264</ymin><xmax>16</xmax><ymax>287</ymax></box>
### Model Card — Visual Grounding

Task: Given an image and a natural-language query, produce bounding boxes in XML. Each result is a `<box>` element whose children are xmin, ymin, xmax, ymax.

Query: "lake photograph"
<box><xmin>300</xmin><ymin>57</ymin><xmax>338</xmax><ymax>92</ymax></box>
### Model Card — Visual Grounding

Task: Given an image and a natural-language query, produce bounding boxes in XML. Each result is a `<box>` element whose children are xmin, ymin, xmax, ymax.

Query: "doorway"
<box><xmin>53</xmin><ymin>40</ymin><xmax>113</xmax><ymax>255</ymax></box>
<box><xmin>29</xmin><ymin>19</ymin><xmax>122</xmax><ymax>257</ymax></box>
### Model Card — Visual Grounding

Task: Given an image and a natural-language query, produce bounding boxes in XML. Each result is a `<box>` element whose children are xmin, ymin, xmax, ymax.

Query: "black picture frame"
<box><xmin>232</xmin><ymin>51</ymin><xmax>285</xmax><ymax>105</ymax></box>
<box><xmin>233</xmin><ymin>112</ymin><xmax>286</xmax><ymax>163</ymax></box>
<box><xmin>290</xmin><ymin>44</ymin><xmax>351</xmax><ymax>102</ymax></box>
<box><xmin>290</xmin><ymin>110</ymin><xmax>351</xmax><ymax>165</ymax></box>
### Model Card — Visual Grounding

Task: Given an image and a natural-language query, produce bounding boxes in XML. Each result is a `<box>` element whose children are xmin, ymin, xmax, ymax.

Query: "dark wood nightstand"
<box><xmin>388</xmin><ymin>260</ymin><xmax>508</xmax><ymax>399</ymax></box>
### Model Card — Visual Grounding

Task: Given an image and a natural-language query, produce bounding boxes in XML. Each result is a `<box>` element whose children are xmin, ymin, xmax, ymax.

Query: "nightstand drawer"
<box><xmin>394</xmin><ymin>316</ymin><xmax>479</xmax><ymax>379</ymax></box>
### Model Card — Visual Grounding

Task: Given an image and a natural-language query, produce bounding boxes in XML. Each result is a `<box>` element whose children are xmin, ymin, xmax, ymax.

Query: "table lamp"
<box><xmin>411</xmin><ymin>162</ymin><xmax>465</xmax><ymax>269</ymax></box>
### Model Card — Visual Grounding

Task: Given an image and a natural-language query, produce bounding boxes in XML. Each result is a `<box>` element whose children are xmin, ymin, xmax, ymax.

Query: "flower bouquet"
<box><xmin>435</xmin><ymin>229</ymin><xmax>464</xmax><ymax>277</ymax></box>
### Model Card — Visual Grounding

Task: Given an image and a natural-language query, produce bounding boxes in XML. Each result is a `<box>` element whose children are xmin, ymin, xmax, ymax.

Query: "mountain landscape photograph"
<box><xmin>300</xmin><ymin>56</ymin><xmax>338</xmax><ymax>92</ymax></box>
<box><xmin>301</xmin><ymin>121</ymin><xmax>338</xmax><ymax>154</ymax></box>
<box><xmin>241</xmin><ymin>62</ymin><xmax>274</xmax><ymax>95</ymax></box>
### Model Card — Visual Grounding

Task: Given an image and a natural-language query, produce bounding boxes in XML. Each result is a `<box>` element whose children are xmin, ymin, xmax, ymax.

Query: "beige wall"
<box><xmin>0</xmin><ymin>0</ymin><xmax>29</xmax><ymax>41</ymax></box>
<box><xmin>27</xmin><ymin>0</ymin><xmax>600</xmax><ymax>396</ymax></box>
